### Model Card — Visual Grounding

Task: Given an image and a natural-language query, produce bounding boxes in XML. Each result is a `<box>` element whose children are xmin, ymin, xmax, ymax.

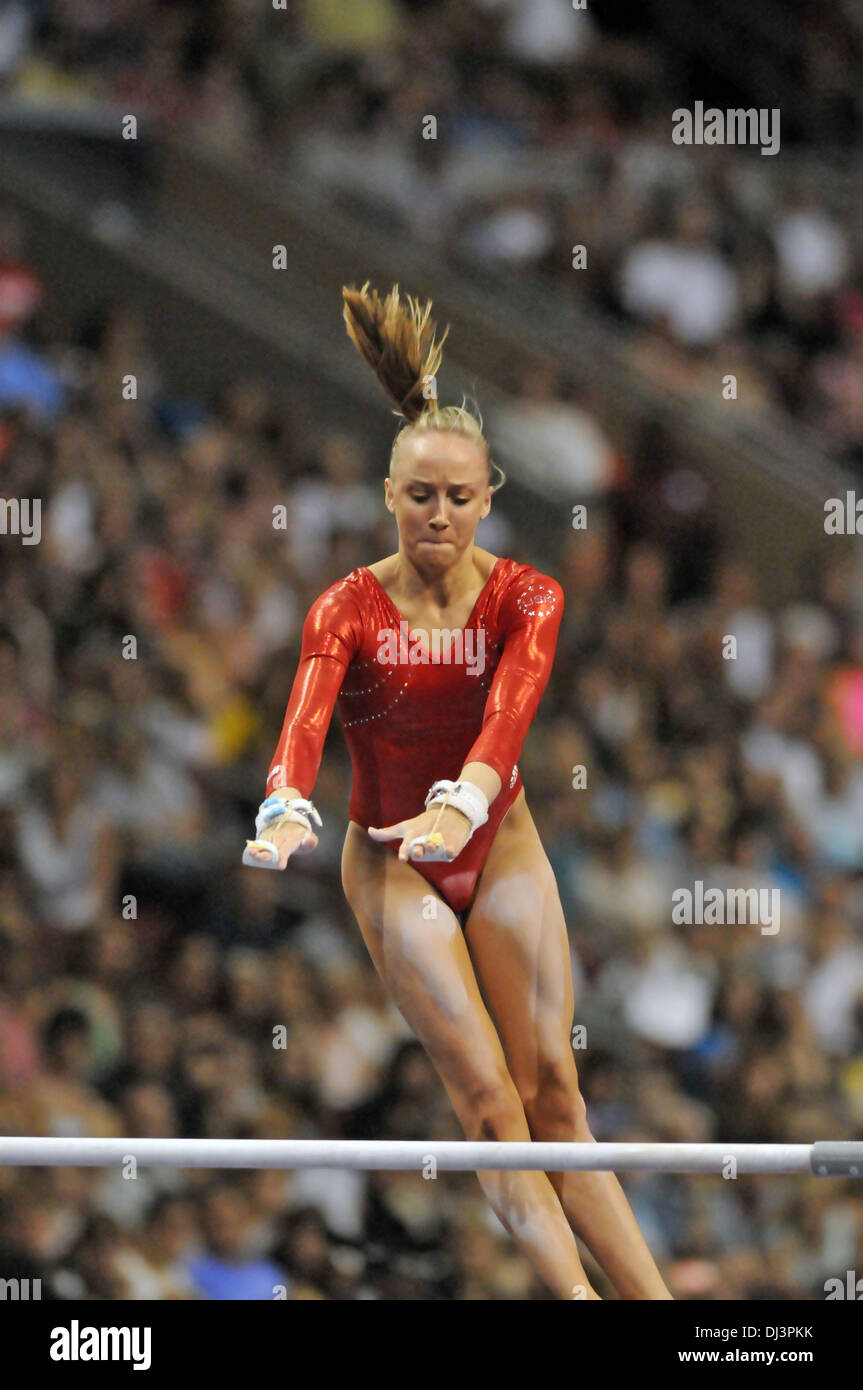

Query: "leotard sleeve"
<box><xmin>265</xmin><ymin>580</ymin><xmax>363</xmax><ymax>797</ymax></box>
<box><xmin>463</xmin><ymin>569</ymin><xmax>564</xmax><ymax>788</ymax></box>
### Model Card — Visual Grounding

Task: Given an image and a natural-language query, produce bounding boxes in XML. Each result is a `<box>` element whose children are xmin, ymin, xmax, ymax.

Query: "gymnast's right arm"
<box><xmin>244</xmin><ymin>583</ymin><xmax>362</xmax><ymax>869</ymax></box>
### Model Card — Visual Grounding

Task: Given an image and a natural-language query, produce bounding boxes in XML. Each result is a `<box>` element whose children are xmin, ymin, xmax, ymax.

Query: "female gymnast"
<box><xmin>244</xmin><ymin>283</ymin><xmax>672</xmax><ymax>1301</ymax></box>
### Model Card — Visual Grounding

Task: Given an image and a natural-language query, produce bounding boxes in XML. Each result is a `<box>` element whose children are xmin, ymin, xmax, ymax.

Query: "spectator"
<box><xmin>188</xmin><ymin>1184</ymin><xmax>289</xmax><ymax>1300</ymax></box>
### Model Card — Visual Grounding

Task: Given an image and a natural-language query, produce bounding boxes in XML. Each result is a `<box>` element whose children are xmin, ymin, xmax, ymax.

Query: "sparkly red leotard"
<box><xmin>265</xmin><ymin>557</ymin><xmax>563</xmax><ymax>916</ymax></box>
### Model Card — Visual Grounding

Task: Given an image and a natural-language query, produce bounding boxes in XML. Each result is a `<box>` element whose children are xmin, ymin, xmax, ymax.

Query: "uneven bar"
<box><xmin>0</xmin><ymin>1138</ymin><xmax>857</xmax><ymax>1174</ymax></box>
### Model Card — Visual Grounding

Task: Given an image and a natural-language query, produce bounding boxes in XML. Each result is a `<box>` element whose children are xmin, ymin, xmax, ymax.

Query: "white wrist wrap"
<box><xmin>254</xmin><ymin>794</ymin><xmax>322</xmax><ymax>840</ymax></box>
<box><xmin>424</xmin><ymin>780</ymin><xmax>489</xmax><ymax>840</ymax></box>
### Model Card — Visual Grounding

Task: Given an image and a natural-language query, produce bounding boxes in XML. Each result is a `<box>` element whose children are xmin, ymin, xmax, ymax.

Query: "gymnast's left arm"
<box><xmin>459</xmin><ymin>569</ymin><xmax>565</xmax><ymax>800</ymax></box>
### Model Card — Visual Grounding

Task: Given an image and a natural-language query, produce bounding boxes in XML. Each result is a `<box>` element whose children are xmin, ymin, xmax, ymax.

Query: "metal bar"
<box><xmin>0</xmin><ymin>1139</ymin><xmax>836</xmax><ymax>1174</ymax></box>
<box><xmin>810</xmin><ymin>1142</ymin><xmax>863</xmax><ymax>1177</ymax></box>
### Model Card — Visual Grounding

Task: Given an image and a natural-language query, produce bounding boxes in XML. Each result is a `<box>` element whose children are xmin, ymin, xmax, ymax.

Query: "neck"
<box><xmin>395</xmin><ymin>546</ymin><xmax>485</xmax><ymax>607</ymax></box>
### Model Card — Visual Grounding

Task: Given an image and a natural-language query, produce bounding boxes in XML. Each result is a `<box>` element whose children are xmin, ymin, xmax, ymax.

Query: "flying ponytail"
<box><xmin>342</xmin><ymin>281</ymin><xmax>449</xmax><ymax>422</ymax></box>
<box><xmin>341</xmin><ymin>280</ymin><xmax>506</xmax><ymax>493</ymax></box>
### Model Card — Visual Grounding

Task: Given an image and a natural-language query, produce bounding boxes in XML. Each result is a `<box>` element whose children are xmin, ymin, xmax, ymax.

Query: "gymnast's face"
<box><xmin>385</xmin><ymin>430</ymin><xmax>492</xmax><ymax>570</ymax></box>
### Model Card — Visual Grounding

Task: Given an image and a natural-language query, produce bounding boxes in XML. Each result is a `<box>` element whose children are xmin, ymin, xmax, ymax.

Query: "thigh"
<box><xmin>462</xmin><ymin>797</ymin><xmax>576</xmax><ymax>1104</ymax></box>
<box><xmin>341</xmin><ymin>823</ymin><xmax>514</xmax><ymax>1098</ymax></box>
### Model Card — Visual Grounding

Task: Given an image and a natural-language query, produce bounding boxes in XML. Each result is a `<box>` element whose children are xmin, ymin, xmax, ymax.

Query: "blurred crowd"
<box><xmin>0</xmin><ymin>0</ymin><xmax>862</xmax><ymax>1303</ymax></box>
<box><xmin>1</xmin><ymin>248</ymin><xmax>863</xmax><ymax>1298</ymax></box>
<box><xmin>3</xmin><ymin>2</ymin><xmax>863</xmax><ymax>461</ymax></box>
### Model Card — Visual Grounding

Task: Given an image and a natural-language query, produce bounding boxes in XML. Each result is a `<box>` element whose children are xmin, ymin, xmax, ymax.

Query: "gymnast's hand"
<box><xmin>244</xmin><ymin>819</ymin><xmax>319</xmax><ymax>870</ymax></box>
<box><xmin>368</xmin><ymin>805</ymin><xmax>472</xmax><ymax>862</ymax></box>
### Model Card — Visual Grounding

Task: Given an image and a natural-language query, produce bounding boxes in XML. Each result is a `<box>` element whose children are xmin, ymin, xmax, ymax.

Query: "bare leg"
<box><xmin>342</xmin><ymin>823</ymin><xmax>600</xmax><ymax>1300</ymax></box>
<box><xmin>464</xmin><ymin>793</ymin><xmax>673</xmax><ymax>1300</ymax></box>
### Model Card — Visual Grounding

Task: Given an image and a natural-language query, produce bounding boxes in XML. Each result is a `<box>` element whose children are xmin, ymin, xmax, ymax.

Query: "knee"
<box><xmin>524</xmin><ymin>1055</ymin><xmax>593</xmax><ymax>1139</ymax></box>
<box><xmin>458</xmin><ymin>1071</ymin><xmax>527</xmax><ymax>1142</ymax></box>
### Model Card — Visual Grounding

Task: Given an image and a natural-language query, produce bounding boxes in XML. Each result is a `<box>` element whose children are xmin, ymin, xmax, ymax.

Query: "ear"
<box><xmin>383</xmin><ymin>477</ymin><xmax>395</xmax><ymax>513</ymax></box>
<box><xmin>480</xmin><ymin>491</ymin><xmax>492</xmax><ymax>520</ymax></box>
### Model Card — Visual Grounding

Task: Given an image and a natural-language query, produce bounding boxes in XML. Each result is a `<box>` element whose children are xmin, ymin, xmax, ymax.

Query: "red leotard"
<box><xmin>265</xmin><ymin>557</ymin><xmax>563</xmax><ymax>917</ymax></box>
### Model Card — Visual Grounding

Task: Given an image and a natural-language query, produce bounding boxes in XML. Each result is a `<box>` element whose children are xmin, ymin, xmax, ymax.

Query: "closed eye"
<box><xmin>412</xmin><ymin>494</ymin><xmax>470</xmax><ymax>505</ymax></box>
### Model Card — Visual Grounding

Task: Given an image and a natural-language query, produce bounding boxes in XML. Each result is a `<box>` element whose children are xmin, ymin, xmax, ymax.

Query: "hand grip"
<box><xmin>406</xmin><ymin>832</ymin><xmax>454</xmax><ymax>863</ymax></box>
<box><xmin>242</xmin><ymin>839</ymin><xmax>280</xmax><ymax>869</ymax></box>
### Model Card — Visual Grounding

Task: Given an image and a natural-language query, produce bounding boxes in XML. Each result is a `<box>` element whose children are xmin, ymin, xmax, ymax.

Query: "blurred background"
<box><xmin>1</xmin><ymin>0</ymin><xmax>863</xmax><ymax>1300</ymax></box>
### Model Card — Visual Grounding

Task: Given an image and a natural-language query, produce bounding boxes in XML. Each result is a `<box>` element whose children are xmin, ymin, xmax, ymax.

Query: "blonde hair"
<box><xmin>342</xmin><ymin>281</ymin><xmax>506</xmax><ymax>492</ymax></box>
